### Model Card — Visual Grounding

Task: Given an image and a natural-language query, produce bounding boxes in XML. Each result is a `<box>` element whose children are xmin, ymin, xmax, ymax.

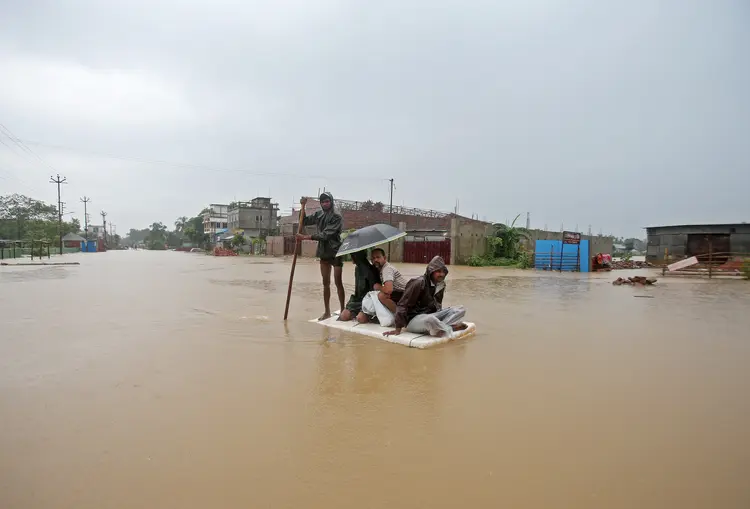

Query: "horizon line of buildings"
<box><xmin>199</xmin><ymin>196</ymin><xmax>494</xmax><ymax>246</ymax></box>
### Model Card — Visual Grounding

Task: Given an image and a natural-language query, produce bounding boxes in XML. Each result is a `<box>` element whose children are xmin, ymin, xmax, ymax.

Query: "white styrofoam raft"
<box><xmin>310</xmin><ymin>312</ymin><xmax>476</xmax><ymax>349</ymax></box>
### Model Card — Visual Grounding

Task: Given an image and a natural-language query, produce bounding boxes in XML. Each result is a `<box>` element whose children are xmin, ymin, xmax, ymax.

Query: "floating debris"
<box><xmin>613</xmin><ymin>276</ymin><xmax>657</xmax><ymax>286</ymax></box>
<box><xmin>612</xmin><ymin>260</ymin><xmax>653</xmax><ymax>270</ymax></box>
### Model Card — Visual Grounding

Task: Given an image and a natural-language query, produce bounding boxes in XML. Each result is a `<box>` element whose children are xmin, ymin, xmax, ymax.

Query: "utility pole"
<box><xmin>49</xmin><ymin>174</ymin><xmax>67</xmax><ymax>255</ymax></box>
<box><xmin>80</xmin><ymin>197</ymin><xmax>91</xmax><ymax>241</ymax></box>
<box><xmin>388</xmin><ymin>178</ymin><xmax>394</xmax><ymax>226</ymax></box>
<box><xmin>388</xmin><ymin>178</ymin><xmax>394</xmax><ymax>258</ymax></box>
<box><xmin>526</xmin><ymin>212</ymin><xmax>530</xmax><ymax>230</ymax></box>
<box><xmin>101</xmin><ymin>211</ymin><xmax>108</xmax><ymax>248</ymax></box>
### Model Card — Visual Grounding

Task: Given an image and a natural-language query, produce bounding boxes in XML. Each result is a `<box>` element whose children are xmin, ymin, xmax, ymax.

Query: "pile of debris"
<box><xmin>613</xmin><ymin>276</ymin><xmax>657</xmax><ymax>286</ymax></box>
<box><xmin>612</xmin><ymin>259</ymin><xmax>653</xmax><ymax>270</ymax></box>
<box><xmin>213</xmin><ymin>247</ymin><xmax>238</xmax><ymax>257</ymax></box>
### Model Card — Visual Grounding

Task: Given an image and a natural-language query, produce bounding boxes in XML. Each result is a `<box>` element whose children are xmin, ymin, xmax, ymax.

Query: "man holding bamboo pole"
<box><xmin>297</xmin><ymin>193</ymin><xmax>346</xmax><ymax>320</ymax></box>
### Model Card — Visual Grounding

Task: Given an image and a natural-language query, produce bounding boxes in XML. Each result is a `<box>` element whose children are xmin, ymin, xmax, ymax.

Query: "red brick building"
<box><xmin>280</xmin><ymin>197</ymin><xmax>482</xmax><ymax>234</ymax></box>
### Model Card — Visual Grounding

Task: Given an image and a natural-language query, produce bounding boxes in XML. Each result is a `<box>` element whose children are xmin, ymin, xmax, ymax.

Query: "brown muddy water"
<box><xmin>1</xmin><ymin>250</ymin><xmax>749</xmax><ymax>508</ymax></box>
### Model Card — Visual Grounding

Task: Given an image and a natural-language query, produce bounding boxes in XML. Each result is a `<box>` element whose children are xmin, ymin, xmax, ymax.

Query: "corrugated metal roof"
<box><xmin>645</xmin><ymin>222</ymin><xmax>749</xmax><ymax>230</ymax></box>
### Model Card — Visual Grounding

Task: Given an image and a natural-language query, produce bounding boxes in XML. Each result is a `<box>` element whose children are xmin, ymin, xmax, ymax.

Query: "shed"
<box><xmin>645</xmin><ymin>223</ymin><xmax>750</xmax><ymax>262</ymax></box>
<box><xmin>62</xmin><ymin>232</ymin><xmax>86</xmax><ymax>249</ymax></box>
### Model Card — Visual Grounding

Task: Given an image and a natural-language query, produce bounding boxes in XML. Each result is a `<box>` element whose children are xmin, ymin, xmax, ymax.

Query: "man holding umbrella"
<box><xmin>333</xmin><ymin>223</ymin><xmax>408</xmax><ymax>322</ymax></box>
<box><xmin>298</xmin><ymin>193</ymin><xmax>346</xmax><ymax>320</ymax></box>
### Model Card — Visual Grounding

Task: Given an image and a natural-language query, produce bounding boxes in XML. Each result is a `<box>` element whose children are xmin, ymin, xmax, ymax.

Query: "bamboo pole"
<box><xmin>283</xmin><ymin>206</ymin><xmax>306</xmax><ymax>321</ymax></box>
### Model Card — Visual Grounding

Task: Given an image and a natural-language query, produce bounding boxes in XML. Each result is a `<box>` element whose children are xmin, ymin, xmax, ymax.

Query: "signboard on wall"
<box><xmin>563</xmin><ymin>231</ymin><xmax>581</xmax><ymax>245</ymax></box>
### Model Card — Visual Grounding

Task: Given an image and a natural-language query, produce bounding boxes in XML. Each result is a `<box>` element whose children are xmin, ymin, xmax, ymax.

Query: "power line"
<box><xmin>0</xmin><ymin>130</ymin><xmax>53</xmax><ymax>194</ymax></box>
<box><xmin>17</xmin><ymin>138</ymin><xmax>387</xmax><ymax>182</ymax></box>
<box><xmin>0</xmin><ymin>124</ymin><xmax>58</xmax><ymax>173</ymax></box>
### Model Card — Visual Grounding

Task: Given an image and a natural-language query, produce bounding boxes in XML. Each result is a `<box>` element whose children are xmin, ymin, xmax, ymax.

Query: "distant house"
<box><xmin>227</xmin><ymin>197</ymin><xmax>279</xmax><ymax>238</ymax></box>
<box><xmin>87</xmin><ymin>225</ymin><xmax>106</xmax><ymax>239</ymax></box>
<box><xmin>62</xmin><ymin>232</ymin><xmax>86</xmax><ymax>250</ymax></box>
<box><xmin>203</xmin><ymin>204</ymin><xmax>229</xmax><ymax>240</ymax></box>
<box><xmin>280</xmin><ymin>199</ymin><xmax>322</xmax><ymax>236</ymax></box>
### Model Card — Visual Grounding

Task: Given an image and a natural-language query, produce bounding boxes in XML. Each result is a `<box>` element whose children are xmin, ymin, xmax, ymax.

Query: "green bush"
<box><xmin>742</xmin><ymin>258</ymin><xmax>750</xmax><ymax>280</ymax></box>
<box><xmin>517</xmin><ymin>251</ymin><xmax>533</xmax><ymax>269</ymax></box>
<box><xmin>467</xmin><ymin>255</ymin><xmax>520</xmax><ymax>267</ymax></box>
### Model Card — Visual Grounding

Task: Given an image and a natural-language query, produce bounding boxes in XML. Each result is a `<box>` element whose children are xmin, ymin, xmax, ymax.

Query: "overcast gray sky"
<box><xmin>1</xmin><ymin>0</ymin><xmax>748</xmax><ymax>237</ymax></box>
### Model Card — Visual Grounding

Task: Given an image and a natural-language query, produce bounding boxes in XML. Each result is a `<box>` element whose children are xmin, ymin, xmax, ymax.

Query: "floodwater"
<box><xmin>1</xmin><ymin>251</ymin><xmax>749</xmax><ymax>509</ymax></box>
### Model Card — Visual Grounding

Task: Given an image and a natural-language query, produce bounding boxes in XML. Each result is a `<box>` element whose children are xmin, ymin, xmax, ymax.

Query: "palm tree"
<box><xmin>492</xmin><ymin>214</ymin><xmax>529</xmax><ymax>259</ymax></box>
<box><xmin>174</xmin><ymin>216</ymin><xmax>188</xmax><ymax>233</ymax></box>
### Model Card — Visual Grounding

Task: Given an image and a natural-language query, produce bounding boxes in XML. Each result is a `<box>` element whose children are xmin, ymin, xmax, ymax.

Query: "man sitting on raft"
<box><xmin>383</xmin><ymin>256</ymin><xmax>468</xmax><ymax>338</ymax></box>
<box><xmin>370</xmin><ymin>248</ymin><xmax>408</xmax><ymax>313</ymax></box>
<box><xmin>338</xmin><ymin>250</ymin><xmax>380</xmax><ymax>322</ymax></box>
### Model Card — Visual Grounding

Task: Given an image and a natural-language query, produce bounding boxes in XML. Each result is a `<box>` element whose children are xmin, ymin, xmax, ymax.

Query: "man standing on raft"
<box><xmin>298</xmin><ymin>193</ymin><xmax>346</xmax><ymax>320</ymax></box>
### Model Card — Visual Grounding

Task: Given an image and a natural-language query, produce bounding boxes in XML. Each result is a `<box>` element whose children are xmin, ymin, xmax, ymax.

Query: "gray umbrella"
<box><xmin>336</xmin><ymin>224</ymin><xmax>406</xmax><ymax>257</ymax></box>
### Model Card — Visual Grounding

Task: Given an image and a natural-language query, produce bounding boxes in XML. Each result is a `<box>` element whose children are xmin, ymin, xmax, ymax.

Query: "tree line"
<box><xmin>124</xmin><ymin>209</ymin><xmax>210</xmax><ymax>250</ymax></box>
<box><xmin>0</xmin><ymin>193</ymin><xmax>80</xmax><ymax>242</ymax></box>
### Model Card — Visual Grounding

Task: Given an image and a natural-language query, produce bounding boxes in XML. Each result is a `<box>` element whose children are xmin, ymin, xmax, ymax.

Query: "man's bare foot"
<box><xmin>451</xmin><ymin>322</ymin><xmax>468</xmax><ymax>332</ymax></box>
<box><xmin>318</xmin><ymin>312</ymin><xmax>332</xmax><ymax>321</ymax></box>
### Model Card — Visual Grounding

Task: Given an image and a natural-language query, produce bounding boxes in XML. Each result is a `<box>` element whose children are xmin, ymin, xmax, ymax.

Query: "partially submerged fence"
<box><xmin>662</xmin><ymin>251</ymin><xmax>748</xmax><ymax>279</ymax></box>
<box><xmin>1</xmin><ymin>240</ymin><xmax>60</xmax><ymax>260</ymax></box>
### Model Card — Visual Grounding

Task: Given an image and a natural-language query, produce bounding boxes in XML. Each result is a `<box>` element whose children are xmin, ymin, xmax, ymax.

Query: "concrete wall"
<box><xmin>301</xmin><ymin>240</ymin><xmax>318</xmax><ymax>258</ymax></box>
<box><xmin>266</xmin><ymin>236</ymin><xmax>284</xmax><ymax>256</ymax></box>
<box><xmin>450</xmin><ymin>218</ymin><xmax>494</xmax><ymax>265</ymax></box>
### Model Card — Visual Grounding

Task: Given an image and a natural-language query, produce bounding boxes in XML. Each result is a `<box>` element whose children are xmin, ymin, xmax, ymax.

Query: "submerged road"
<box><xmin>2</xmin><ymin>250</ymin><xmax>749</xmax><ymax>508</ymax></box>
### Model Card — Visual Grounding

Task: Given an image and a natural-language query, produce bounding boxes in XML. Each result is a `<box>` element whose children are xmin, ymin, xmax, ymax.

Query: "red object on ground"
<box><xmin>719</xmin><ymin>257</ymin><xmax>744</xmax><ymax>270</ymax></box>
<box><xmin>213</xmin><ymin>247</ymin><xmax>238</xmax><ymax>256</ymax></box>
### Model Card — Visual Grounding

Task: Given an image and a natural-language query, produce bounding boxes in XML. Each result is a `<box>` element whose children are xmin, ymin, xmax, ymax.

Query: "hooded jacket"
<box><xmin>345</xmin><ymin>250</ymin><xmax>381</xmax><ymax>312</ymax></box>
<box><xmin>302</xmin><ymin>192</ymin><xmax>343</xmax><ymax>260</ymax></box>
<box><xmin>393</xmin><ymin>256</ymin><xmax>449</xmax><ymax>329</ymax></box>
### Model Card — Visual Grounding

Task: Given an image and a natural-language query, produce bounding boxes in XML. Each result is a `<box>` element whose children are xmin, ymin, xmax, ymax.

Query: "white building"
<box><xmin>203</xmin><ymin>204</ymin><xmax>229</xmax><ymax>237</ymax></box>
<box><xmin>87</xmin><ymin>224</ymin><xmax>106</xmax><ymax>239</ymax></box>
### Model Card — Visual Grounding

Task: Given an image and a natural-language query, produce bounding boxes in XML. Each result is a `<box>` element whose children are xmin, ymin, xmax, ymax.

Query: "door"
<box><xmin>687</xmin><ymin>234</ymin><xmax>730</xmax><ymax>263</ymax></box>
<box><xmin>403</xmin><ymin>239</ymin><xmax>451</xmax><ymax>265</ymax></box>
